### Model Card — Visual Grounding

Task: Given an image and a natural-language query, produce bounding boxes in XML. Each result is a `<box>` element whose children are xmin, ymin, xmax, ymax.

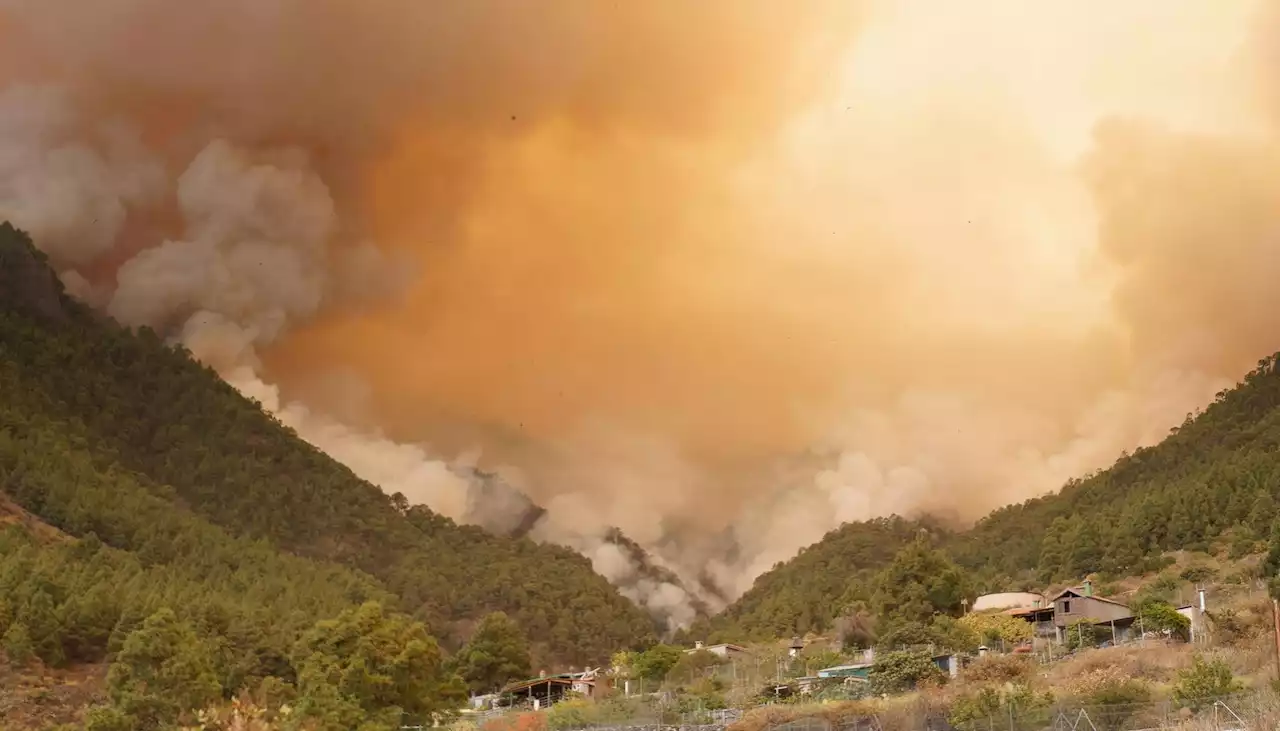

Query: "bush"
<box><xmin>957</xmin><ymin>613</ymin><xmax>1032</xmax><ymax>647</ymax></box>
<box><xmin>546</xmin><ymin>699</ymin><xmax>597</xmax><ymax>730</ymax></box>
<box><xmin>1063</xmin><ymin>620</ymin><xmax>1105</xmax><ymax>651</ymax></box>
<box><xmin>482</xmin><ymin>711</ymin><xmax>547</xmax><ymax>731</ymax></box>
<box><xmin>1206</xmin><ymin>609</ymin><xmax>1251</xmax><ymax>644</ymax></box>
<box><xmin>1142</xmin><ymin>572</ymin><xmax>1182</xmax><ymax>601</ymax></box>
<box><xmin>1228</xmin><ymin>532</ymin><xmax>1259</xmax><ymax>559</ymax></box>
<box><xmin>664</xmin><ymin>648</ymin><xmax>725</xmax><ymax>687</ymax></box>
<box><xmin>632</xmin><ymin>644</ymin><xmax>684</xmax><ymax>682</ymax></box>
<box><xmin>950</xmin><ymin>684</ymin><xmax>1052</xmax><ymax>729</ymax></box>
<box><xmin>869</xmin><ymin>650</ymin><xmax>946</xmax><ymax>694</ymax></box>
<box><xmin>960</xmin><ymin>654</ymin><xmax>1033</xmax><ymax>685</ymax></box>
<box><xmin>2</xmin><ymin>621</ymin><xmax>35</xmax><ymax>666</ymax></box>
<box><xmin>950</xmin><ymin>687</ymin><xmax>1002</xmax><ymax>726</ymax></box>
<box><xmin>1134</xmin><ymin>600</ymin><xmax>1191</xmax><ymax>641</ymax></box>
<box><xmin>1172</xmin><ymin>654</ymin><xmax>1242</xmax><ymax>711</ymax></box>
<box><xmin>1134</xmin><ymin>556</ymin><xmax>1177</xmax><ymax>575</ymax></box>
<box><xmin>1179</xmin><ymin>566</ymin><xmax>1217</xmax><ymax>584</ymax></box>
<box><xmin>1062</xmin><ymin>667</ymin><xmax>1151</xmax><ymax>731</ymax></box>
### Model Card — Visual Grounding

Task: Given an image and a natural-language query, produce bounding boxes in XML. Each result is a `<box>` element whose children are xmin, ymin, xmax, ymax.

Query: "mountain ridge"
<box><xmin>0</xmin><ymin>222</ymin><xmax>659</xmax><ymax>672</ymax></box>
<box><xmin>8</xmin><ymin>218</ymin><xmax>1280</xmax><ymax>658</ymax></box>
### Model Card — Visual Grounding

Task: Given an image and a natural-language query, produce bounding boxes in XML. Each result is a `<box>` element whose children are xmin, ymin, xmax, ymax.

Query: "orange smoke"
<box><xmin>3</xmin><ymin>0</ymin><xmax>1280</xmax><ymax>607</ymax></box>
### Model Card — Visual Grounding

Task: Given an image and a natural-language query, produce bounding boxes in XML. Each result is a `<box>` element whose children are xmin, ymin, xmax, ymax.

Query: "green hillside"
<box><xmin>700</xmin><ymin>356</ymin><xmax>1280</xmax><ymax>641</ymax></box>
<box><xmin>680</xmin><ymin>516</ymin><xmax>944</xmax><ymax>642</ymax></box>
<box><xmin>951</xmin><ymin>361</ymin><xmax>1280</xmax><ymax>579</ymax></box>
<box><xmin>0</xmin><ymin>223</ymin><xmax>657</xmax><ymax>726</ymax></box>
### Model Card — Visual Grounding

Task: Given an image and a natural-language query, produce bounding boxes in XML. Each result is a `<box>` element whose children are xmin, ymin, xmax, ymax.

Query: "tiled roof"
<box><xmin>1049</xmin><ymin>587</ymin><xmax>1129</xmax><ymax>608</ymax></box>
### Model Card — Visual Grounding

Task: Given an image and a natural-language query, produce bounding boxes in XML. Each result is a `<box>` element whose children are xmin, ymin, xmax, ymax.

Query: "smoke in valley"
<box><xmin>2</xmin><ymin>0</ymin><xmax>1279</xmax><ymax>629</ymax></box>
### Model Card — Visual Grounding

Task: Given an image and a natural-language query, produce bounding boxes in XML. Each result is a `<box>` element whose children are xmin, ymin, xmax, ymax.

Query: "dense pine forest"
<box><xmin>0</xmin><ymin>223</ymin><xmax>658</xmax><ymax>729</ymax></box>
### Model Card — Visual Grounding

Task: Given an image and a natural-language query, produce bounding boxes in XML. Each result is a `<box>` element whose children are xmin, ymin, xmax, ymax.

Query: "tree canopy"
<box><xmin>0</xmin><ymin>223</ymin><xmax>656</xmax><ymax>725</ymax></box>
<box><xmin>453</xmin><ymin>612</ymin><xmax>533</xmax><ymax>694</ymax></box>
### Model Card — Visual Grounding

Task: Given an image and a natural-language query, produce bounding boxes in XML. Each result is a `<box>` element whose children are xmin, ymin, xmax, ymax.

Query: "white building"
<box><xmin>972</xmin><ymin>592</ymin><xmax>1045</xmax><ymax>612</ymax></box>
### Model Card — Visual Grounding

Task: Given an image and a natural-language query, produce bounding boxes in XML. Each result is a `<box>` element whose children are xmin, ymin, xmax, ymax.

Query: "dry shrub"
<box><xmin>960</xmin><ymin>655</ymin><xmax>1034</xmax><ymax>685</ymax></box>
<box><xmin>728</xmin><ymin>692</ymin><xmax>954</xmax><ymax>731</ymax></box>
<box><xmin>180</xmin><ymin>697</ymin><xmax>311</xmax><ymax>731</ymax></box>
<box><xmin>1049</xmin><ymin>643</ymin><xmax>1191</xmax><ymax>685</ymax></box>
<box><xmin>1154</xmin><ymin>689</ymin><xmax>1280</xmax><ymax>730</ymax></box>
<box><xmin>1059</xmin><ymin>665</ymin><xmax>1146</xmax><ymax>699</ymax></box>
<box><xmin>1228</xmin><ymin>690</ymin><xmax>1280</xmax><ymax>730</ymax></box>
<box><xmin>1209</xmin><ymin>593</ymin><xmax>1273</xmax><ymax>646</ymax></box>
<box><xmin>876</xmin><ymin>688</ymin><xmax>952</xmax><ymax>731</ymax></box>
<box><xmin>1198</xmin><ymin>641</ymin><xmax>1271</xmax><ymax>680</ymax></box>
<box><xmin>482</xmin><ymin>711</ymin><xmax>548</xmax><ymax>731</ymax></box>
<box><xmin>728</xmin><ymin>700</ymin><xmax>882</xmax><ymax>731</ymax></box>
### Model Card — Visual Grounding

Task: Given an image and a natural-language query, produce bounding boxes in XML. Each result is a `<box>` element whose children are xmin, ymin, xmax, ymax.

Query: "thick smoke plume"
<box><xmin>2</xmin><ymin>0</ymin><xmax>1279</xmax><ymax>625</ymax></box>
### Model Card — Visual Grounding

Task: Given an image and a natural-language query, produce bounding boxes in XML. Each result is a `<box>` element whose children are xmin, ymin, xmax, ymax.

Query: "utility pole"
<box><xmin>1271</xmin><ymin>598</ymin><xmax>1280</xmax><ymax>682</ymax></box>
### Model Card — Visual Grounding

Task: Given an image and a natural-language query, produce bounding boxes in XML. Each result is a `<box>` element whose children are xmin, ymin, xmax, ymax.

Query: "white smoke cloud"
<box><xmin>0</xmin><ymin>88</ymin><xmax>491</xmax><ymax>538</ymax></box>
<box><xmin>222</xmin><ymin>368</ymin><xmax>476</xmax><ymax>522</ymax></box>
<box><xmin>0</xmin><ymin>99</ymin><xmax>675</xmax><ymax>622</ymax></box>
<box><xmin>109</xmin><ymin>139</ymin><xmax>331</xmax><ymax>339</ymax></box>
<box><xmin>718</xmin><ymin>366</ymin><xmax>1231</xmax><ymax>596</ymax></box>
<box><xmin>0</xmin><ymin>85</ymin><xmax>165</xmax><ymax>268</ymax></box>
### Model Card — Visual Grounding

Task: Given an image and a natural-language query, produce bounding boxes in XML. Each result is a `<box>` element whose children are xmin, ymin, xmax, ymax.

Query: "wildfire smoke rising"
<box><xmin>2</xmin><ymin>0</ymin><xmax>1279</xmax><ymax>627</ymax></box>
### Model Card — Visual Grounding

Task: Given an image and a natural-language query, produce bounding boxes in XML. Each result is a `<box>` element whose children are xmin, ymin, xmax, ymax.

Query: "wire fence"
<box><xmin>734</xmin><ymin>697</ymin><xmax>1259</xmax><ymax>731</ymax></box>
<box><xmin>450</xmin><ymin>692</ymin><xmax>1280</xmax><ymax>731</ymax></box>
<box><xmin>937</xmin><ymin>694</ymin><xmax>1259</xmax><ymax>731</ymax></box>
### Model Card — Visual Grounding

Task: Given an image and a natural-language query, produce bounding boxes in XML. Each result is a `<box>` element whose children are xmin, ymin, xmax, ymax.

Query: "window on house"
<box><xmin>1063</xmin><ymin>600</ymin><xmax>1071</xmax><ymax>613</ymax></box>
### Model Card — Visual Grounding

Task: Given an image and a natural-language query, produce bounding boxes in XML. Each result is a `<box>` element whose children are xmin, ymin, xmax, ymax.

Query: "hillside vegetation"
<box><xmin>0</xmin><ymin>223</ymin><xmax>657</xmax><ymax>728</ymax></box>
<box><xmin>698</xmin><ymin>353</ymin><xmax>1280</xmax><ymax>641</ymax></box>
<box><xmin>685</xmin><ymin>516</ymin><xmax>944</xmax><ymax>642</ymax></box>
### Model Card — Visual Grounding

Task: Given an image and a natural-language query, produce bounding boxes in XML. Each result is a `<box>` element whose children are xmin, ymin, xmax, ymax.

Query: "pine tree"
<box><xmin>2</xmin><ymin>621</ymin><xmax>35</xmax><ymax>666</ymax></box>
<box><xmin>291</xmin><ymin>601</ymin><xmax>465</xmax><ymax>727</ymax></box>
<box><xmin>1037</xmin><ymin>517</ymin><xmax>1072</xmax><ymax>582</ymax></box>
<box><xmin>1263</xmin><ymin>521</ymin><xmax>1280</xmax><ymax>600</ymax></box>
<box><xmin>871</xmin><ymin>533</ymin><xmax>970</xmax><ymax>642</ymax></box>
<box><xmin>1069</xmin><ymin>518</ymin><xmax>1104</xmax><ymax>576</ymax></box>
<box><xmin>105</xmin><ymin>607</ymin><xmax>221</xmax><ymax>730</ymax></box>
<box><xmin>454</xmin><ymin>611</ymin><xmax>533</xmax><ymax>694</ymax></box>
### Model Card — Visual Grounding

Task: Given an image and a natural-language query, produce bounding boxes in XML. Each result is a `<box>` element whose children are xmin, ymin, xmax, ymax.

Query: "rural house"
<box><xmin>1050</xmin><ymin>580</ymin><xmax>1132</xmax><ymax>638</ymax></box>
<box><xmin>688</xmin><ymin>641</ymin><xmax>747</xmax><ymax>658</ymax></box>
<box><xmin>999</xmin><ymin>579</ymin><xmax>1134</xmax><ymax>646</ymax></box>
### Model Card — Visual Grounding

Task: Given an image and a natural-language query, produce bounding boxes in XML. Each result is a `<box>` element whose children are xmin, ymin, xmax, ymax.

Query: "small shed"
<box><xmin>502</xmin><ymin>672</ymin><xmax>594</xmax><ymax>709</ymax></box>
<box><xmin>1176</xmin><ymin>602</ymin><xmax>1207</xmax><ymax>643</ymax></box>
<box><xmin>817</xmin><ymin>663</ymin><xmax>873</xmax><ymax>680</ymax></box>
<box><xmin>789</xmin><ymin>637</ymin><xmax>805</xmax><ymax>657</ymax></box>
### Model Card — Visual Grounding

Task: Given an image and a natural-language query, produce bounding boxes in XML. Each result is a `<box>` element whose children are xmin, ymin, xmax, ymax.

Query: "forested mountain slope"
<box><xmin>702</xmin><ymin>355</ymin><xmax>1280</xmax><ymax>641</ymax></box>
<box><xmin>0</xmin><ymin>223</ymin><xmax>657</xmax><ymax>677</ymax></box>
<box><xmin>951</xmin><ymin>362</ymin><xmax>1280</xmax><ymax>579</ymax></box>
<box><xmin>680</xmin><ymin>516</ymin><xmax>944</xmax><ymax>642</ymax></box>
